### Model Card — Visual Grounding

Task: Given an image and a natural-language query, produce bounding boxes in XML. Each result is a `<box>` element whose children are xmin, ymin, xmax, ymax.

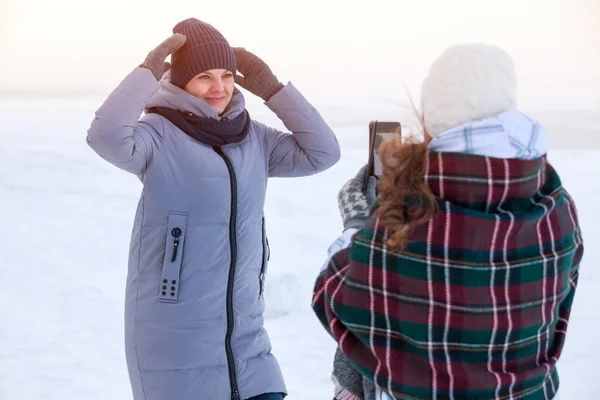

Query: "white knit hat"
<box><xmin>421</xmin><ymin>44</ymin><xmax>518</xmax><ymax>137</ymax></box>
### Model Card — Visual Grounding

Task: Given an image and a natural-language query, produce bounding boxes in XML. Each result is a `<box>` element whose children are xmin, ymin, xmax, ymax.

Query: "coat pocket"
<box><xmin>259</xmin><ymin>216</ymin><xmax>270</xmax><ymax>297</ymax></box>
<box><xmin>158</xmin><ymin>212</ymin><xmax>188</xmax><ymax>303</ymax></box>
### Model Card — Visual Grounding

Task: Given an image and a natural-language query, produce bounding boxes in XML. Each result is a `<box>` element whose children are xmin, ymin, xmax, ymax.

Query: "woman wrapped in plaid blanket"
<box><xmin>312</xmin><ymin>44</ymin><xmax>583</xmax><ymax>400</ymax></box>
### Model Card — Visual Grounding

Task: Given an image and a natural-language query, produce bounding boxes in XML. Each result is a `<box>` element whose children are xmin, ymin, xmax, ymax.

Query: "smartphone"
<box><xmin>365</xmin><ymin>121</ymin><xmax>402</xmax><ymax>189</ymax></box>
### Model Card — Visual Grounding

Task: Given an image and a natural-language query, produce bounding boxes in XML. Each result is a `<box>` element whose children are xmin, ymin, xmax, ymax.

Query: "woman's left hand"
<box><xmin>233</xmin><ymin>48</ymin><xmax>284</xmax><ymax>101</ymax></box>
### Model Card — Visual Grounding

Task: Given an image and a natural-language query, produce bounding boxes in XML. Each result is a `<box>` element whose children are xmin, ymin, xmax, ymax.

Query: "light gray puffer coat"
<box><xmin>86</xmin><ymin>67</ymin><xmax>341</xmax><ymax>400</ymax></box>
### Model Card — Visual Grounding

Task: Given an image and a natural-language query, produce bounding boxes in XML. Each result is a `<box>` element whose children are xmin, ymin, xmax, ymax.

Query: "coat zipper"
<box><xmin>259</xmin><ymin>217</ymin><xmax>267</xmax><ymax>296</ymax></box>
<box><xmin>213</xmin><ymin>146</ymin><xmax>241</xmax><ymax>400</ymax></box>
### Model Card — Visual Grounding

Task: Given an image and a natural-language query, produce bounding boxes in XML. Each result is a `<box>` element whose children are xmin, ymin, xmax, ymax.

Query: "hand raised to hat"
<box><xmin>141</xmin><ymin>34</ymin><xmax>187</xmax><ymax>81</ymax></box>
<box><xmin>233</xmin><ymin>48</ymin><xmax>284</xmax><ymax>101</ymax></box>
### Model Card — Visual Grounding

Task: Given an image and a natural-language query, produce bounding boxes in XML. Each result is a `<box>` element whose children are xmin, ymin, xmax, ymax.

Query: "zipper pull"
<box><xmin>259</xmin><ymin>273</ymin><xmax>265</xmax><ymax>296</ymax></box>
<box><xmin>171</xmin><ymin>227</ymin><xmax>182</xmax><ymax>262</ymax></box>
<box><xmin>232</xmin><ymin>389</ymin><xmax>240</xmax><ymax>400</ymax></box>
<box><xmin>266</xmin><ymin>237</ymin><xmax>270</xmax><ymax>261</ymax></box>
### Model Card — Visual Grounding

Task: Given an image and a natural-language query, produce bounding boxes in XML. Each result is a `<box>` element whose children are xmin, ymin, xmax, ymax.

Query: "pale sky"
<box><xmin>1</xmin><ymin>0</ymin><xmax>599</xmax><ymax>110</ymax></box>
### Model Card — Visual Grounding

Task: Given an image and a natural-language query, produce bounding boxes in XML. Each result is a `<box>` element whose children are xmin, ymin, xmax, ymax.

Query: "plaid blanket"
<box><xmin>313</xmin><ymin>152</ymin><xmax>583</xmax><ymax>400</ymax></box>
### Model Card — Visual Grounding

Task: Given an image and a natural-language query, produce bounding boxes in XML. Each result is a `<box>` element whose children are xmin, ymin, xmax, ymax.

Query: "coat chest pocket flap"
<box><xmin>158</xmin><ymin>212</ymin><xmax>188</xmax><ymax>303</ymax></box>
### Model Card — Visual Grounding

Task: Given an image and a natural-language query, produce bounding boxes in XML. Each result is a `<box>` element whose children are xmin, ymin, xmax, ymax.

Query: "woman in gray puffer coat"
<box><xmin>86</xmin><ymin>18</ymin><xmax>340</xmax><ymax>400</ymax></box>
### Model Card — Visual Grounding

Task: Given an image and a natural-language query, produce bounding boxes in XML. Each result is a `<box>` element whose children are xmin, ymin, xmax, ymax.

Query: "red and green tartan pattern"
<box><xmin>313</xmin><ymin>153</ymin><xmax>583</xmax><ymax>400</ymax></box>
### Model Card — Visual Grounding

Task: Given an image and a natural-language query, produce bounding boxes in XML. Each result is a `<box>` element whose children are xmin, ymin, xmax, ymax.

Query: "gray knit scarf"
<box><xmin>333</xmin><ymin>347</ymin><xmax>376</xmax><ymax>400</ymax></box>
<box><xmin>147</xmin><ymin>106</ymin><xmax>250</xmax><ymax>147</ymax></box>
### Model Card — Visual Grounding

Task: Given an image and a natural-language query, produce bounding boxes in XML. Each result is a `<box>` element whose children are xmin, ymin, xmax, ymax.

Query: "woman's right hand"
<box><xmin>337</xmin><ymin>165</ymin><xmax>378</xmax><ymax>231</ymax></box>
<box><xmin>140</xmin><ymin>34</ymin><xmax>187</xmax><ymax>81</ymax></box>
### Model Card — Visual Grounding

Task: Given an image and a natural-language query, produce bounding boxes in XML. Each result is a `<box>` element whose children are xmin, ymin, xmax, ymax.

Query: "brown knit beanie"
<box><xmin>170</xmin><ymin>18</ymin><xmax>237</xmax><ymax>88</ymax></box>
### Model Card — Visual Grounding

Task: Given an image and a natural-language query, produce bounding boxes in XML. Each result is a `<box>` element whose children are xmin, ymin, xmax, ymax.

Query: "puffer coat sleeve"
<box><xmin>262</xmin><ymin>82</ymin><xmax>341</xmax><ymax>177</ymax></box>
<box><xmin>86</xmin><ymin>67</ymin><xmax>163</xmax><ymax>175</ymax></box>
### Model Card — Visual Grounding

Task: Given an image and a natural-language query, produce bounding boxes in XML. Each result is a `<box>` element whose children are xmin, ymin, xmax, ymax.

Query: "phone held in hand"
<box><xmin>364</xmin><ymin>121</ymin><xmax>402</xmax><ymax>191</ymax></box>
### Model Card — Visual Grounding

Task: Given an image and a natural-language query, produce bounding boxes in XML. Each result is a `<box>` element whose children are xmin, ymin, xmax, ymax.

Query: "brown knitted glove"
<box><xmin>140</xmin><ymin>34</ymin><xmax>187</xmax><ymax>81</ymax></box>
<box><xmin>233</xmin><ymin>47</ymin><xmax>284</xmax><ymax>101</ymax></box>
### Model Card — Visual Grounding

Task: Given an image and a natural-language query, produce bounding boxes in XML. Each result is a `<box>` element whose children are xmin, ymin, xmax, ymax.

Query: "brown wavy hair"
<box><xmin>375</xmin><ymin>133</ymin><xmax>438</xmax><ymax>252</ymax></box>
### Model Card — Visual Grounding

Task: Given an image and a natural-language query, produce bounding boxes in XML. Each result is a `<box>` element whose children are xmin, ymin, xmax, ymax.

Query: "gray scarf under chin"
<box><xmin>146</xmin><ymin>106</ymin><xmax>250</xmax><ymax>147</ymax></box>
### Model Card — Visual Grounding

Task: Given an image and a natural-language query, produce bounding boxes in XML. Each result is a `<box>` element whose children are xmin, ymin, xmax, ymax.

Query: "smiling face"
<box><xmin>184</xmin><ymin>69</ymin><xmax>235</xmax><ymax>115</ymax></box>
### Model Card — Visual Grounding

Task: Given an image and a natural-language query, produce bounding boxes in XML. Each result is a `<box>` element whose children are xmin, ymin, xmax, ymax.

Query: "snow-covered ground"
<box><xmin>1</xmin><ymin>97</ymin><xmax>598</xmax><ymax>399</ymax></box>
